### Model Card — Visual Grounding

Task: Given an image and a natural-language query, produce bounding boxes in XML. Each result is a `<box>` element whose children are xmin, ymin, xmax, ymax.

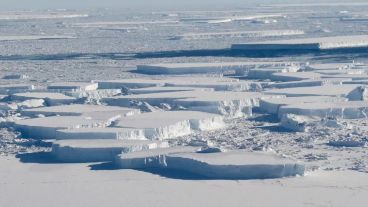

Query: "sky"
<box><xmin>1</xmin><ymin>0</ymin><xmax>366</xmax><ymax>10</ymax></box>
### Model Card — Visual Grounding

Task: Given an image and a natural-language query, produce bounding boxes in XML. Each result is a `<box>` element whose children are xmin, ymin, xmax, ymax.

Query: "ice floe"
<box><xmin>47</xmin><ymin>82</ymin><xmax>98</xmax><ymax>92</ymax></box>
<box><xmin>232</xmin><ymin>35</ymin><xmax>368</xmax><ymax>51</ymax></box>
<box><xmin>51</xmin><ymin>139</ymin><xmax>169</xmax><ymax>162</ymax></box>
<box><xmin>116</xmin><ymin>149</ymin><xmax>305</xmax><ymax>179</ymax></box>
<box><xmin>11</xmin><ymin>92</ymin><xmax>77</xmax><ymax>106</ymax></box>
<box><xmin>113</xmin><ymin>111</ymin><xmax>225</xmax><ymax>140</ymax></box>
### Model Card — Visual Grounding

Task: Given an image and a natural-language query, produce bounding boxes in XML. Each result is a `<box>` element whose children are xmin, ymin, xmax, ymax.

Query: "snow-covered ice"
<box><xmin>171</xmin><ymin>30</ymin><xmax>304</xmax><ymax>40</ymax></box>
<box><xmin>11</xmin><ymin>92</ymin><xmax>77</xmax><ymax>106</ymax></box>
<box><xmin>0</xmin><ymin>84</ymin><xmax>35</xmax><ymax>94</ymax></box>
<box><xmin>104</xmin><ymin>90</ymin><xmax>281</xmax><ymax>117</ymax></box>
<box><xmin>116</xmin><ymin>148</ymin><xmax>304</xmax><ymax>179</ymax></box>
<box><xmin>137</xmin><ymin>62</ymin><xmax>297</xmax><ymax>75</ymax></box>
<box><xmin>21</xmin><ymin>104</ymin><xmax>139</xmax><ymax>118</ymax></box>
<box><xmin>47</xmin><ymin>82</ymin><xmax>98</xmax><ymax>92</ymax></box>
<box><xmin>165</xmin><ymin>151</ymin><xmax>305</xmax><ymax>179</ymax></box>
<box><xmin>13</xmin><ymin>114</ymin><xmax>120</xmax><ymax>139</ymax></box>
<box><xmin>51</xmin><ymin>139</ymin><xmax>169</xmax><ymax>162</ymax></box>
<box><xmin>2</xmin><ymin>3</ymin><xmax>368</xmax><ymax>206</ymax></box>
<box><xmin>113</xmin><ymin>111</ymin><xmax>225</xmax><ymax>140</ymax></box>
<box><xmin>232</xmin><ymin>35</ymin><xmax>368</xmax><ymax>51</ymax></box>
<box><xmin>278</xmin><ymin>101</ymin><xmax>368</xmax><ymax>119</ymax></box>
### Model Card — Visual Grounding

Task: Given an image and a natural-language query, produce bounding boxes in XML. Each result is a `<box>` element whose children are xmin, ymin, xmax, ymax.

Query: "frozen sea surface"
<box><xmin>2</xmin><ymin>4</ymin><xmax>368</xmax><ymax>206</ymax></box>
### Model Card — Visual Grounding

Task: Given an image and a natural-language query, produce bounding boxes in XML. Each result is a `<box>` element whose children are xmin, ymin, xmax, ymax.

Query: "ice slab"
<box><xmin>71</xmin><ymin>20</ymin><xmax>178</xmax><ymax>27</ymax></box>
<box><xmin>280</xmin><ymin>114</ymin><xmax>320</xmax><ymax>132</ymax></box>
<box><xmin>164</xmin><ymin>77</ymin><xmax>264</xmax><ymax>92</ymax></box>
<box><xmin>306</xmin><ymin>63</ymin><xmax>353</xmax><ymax>71</ymax></box>
<box><xmin>104</xmin><ymin>91</ymin><xmax>279</xmax><ymax>117</ymax></box>
<box><xmin>51</xmin><ymin>139</ymin><xmax>169</xmax><ymax>162</ymax></box>
<box><xmin>64</xmin><ymin>89</ymin><xmax>122</xmax><ymax>99</ymax></box>
<box><xmin>244</xmin><ymin>63</ymin><xmax>300</xmax><ymax>79</ymax></box>
<box><xmin>47</xmin><ymin>82</ymin><xmax>98</xmax><ymax>92</ymax></box>
<box><xmin>232</xmin><ymin>35</ymin><xmax>368</xmax><ymax>50</ymax></box>
<box><xmin>279</xmin><ymin>101</ymin><xmax>368</xmax><ymax>119</ymax></box>
<box><xmin>170</xmin><ymin>30</ymin><xmax>304</xmax><ymax>40</ymax></box>
<box><xmin>56</xmin><ymin>127</ymin><xmax>146</xmax><ymax>140</ymax></box>
<box><xmin>0</xmin><ymin>35</ymin><xmax>76</xmax><ymax>41</ymax></box>
<box><xmin>116</xmin><ymin>149</ymin><xmax>304</xmax><ymax>179</ymax></box>
<box><xmin>11</xmin><ymin>92</ymin><xmax>76</xmax><ymax>106</ymax></box>
<box><xmin>0</xmin><ymin>11</ymin><xmax>88</xmax><ymax>20</ymax></box>
<box><xmin>165</xmin><ymin>151</ymin><xmax>305</xmax><ymax>179</ymax></box>
<box><xmin>259</xmin><ymin>96</ymin><xmax>347</xmax><ymax>114</ymax></box>
<box><xmin>99</xmin><ymin>77</ymin><xmax>263</xmax><ymax>92</ymax></box>
<box><xmin>2</xmin><ymin>74</ymin><xmax>28</xmax><ymax>79</ymax></box>
<box><xmin>0</xmin><ymin>84</ymin><xmax>34</xmax><ymax>94</ymax></box>
<box><xmin>113</xmin><ymin>111</ymin><xmax>225</xmax><ymax>140</ymax></box>
<box><xmin>321</xmin><ymin>74</ymin><xmax>368</xmax><ymax>80</ymax></box>
<box><xmin>328</xmin><ymin>139</ymin><xmax>366</xmax><ymax>147</ymax></box>
<box><xmin>264</xmin><ymin>85</ymin><xmax>361</xmax><ymax>97</ymax></box>
<box><xmin>270</xmin><ymin>72</ymin><xmax>321</xmax><ymax>81</ymax></box>
<box><xmin>136</xmin><ymin>62</ymin><xmax>294</xmax><ymax>75</ymax></box>
<box><xmin>267</xmin><ymin>79</ymin><xmax>347</xmax><ymax>89</ymax></box>
<box><xmin>180</xmin><ymin>14</ymin><xmax>283</xmax><ymax>24</ymax></box>
<box><xmin>14</xmin><ymin>115</ymin><xmax>115</xmax><ymax>139</ymax></box>
<box><xmin>173</xmin><ymin>91</ymin><xmax>279</xmax><ymax>117</ymax></box>
<box><xmin>115</xmin><ymin>146</ymin><xmax>199</xmax><ymax>169</ymax></box>
<box><xmin>98</xmin><ymin>79</ymin><xmax>166</xmax><ymax>89</ymax></box>
<box><xmin>21</xmin><ymin>104</ymin><xmax>139</xmax><ymax>118</ymax></box>
<box><xmin>130</xmin><ymin>86</ymin><xmax>212</xmax><ymax>94</ymax></box>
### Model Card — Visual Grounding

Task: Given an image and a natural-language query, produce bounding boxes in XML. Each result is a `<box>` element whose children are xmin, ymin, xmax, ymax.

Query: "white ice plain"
<box><xmin>2</xmin><ymin>5</ymin><xmax>368</xmax><ymax>207</ymax></box>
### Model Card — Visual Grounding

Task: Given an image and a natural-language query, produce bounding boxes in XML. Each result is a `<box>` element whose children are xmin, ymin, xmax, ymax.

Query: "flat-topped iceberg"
<box><xmin>21</xmin><ymin>104</ymin><xmax>139</xmax><ymax>118</ymax></box>
<box><xmin>12</xmin><ymin>92</ymin><xmax>77</xmax><ymax>106</ymax></box>
<box><xmin>170</xmin><ymin>30</ymin><xmax>304</xmax><ymax>40</ymax></box>
<box><xmin>47</xmin><ymin>82</ymin><xmax>98</xmax><ymax>92</ymax></box>
<box><xmin>137</xmin><ymin>62</ymin><xmax>299</xmax><ymax>75</ymax></box>
<box><xmin>104</xmin><ymin>91</ymin><xmax>280</xmax><ymax>117</ymax></box>
<box><xmin>0</xmin><ymin>84</ymin><xmax>34</xmax><ymax>94</ymax></box>
<box><xmin>264</xmin><ymin>85</ymin><xmax>361</xmax><ymax>98</ymax></box>
<box><xmin>51</xmin><ymin>139</ymin><xmax>169</xmax><ymax>162</ymax></box>
<box><xmin>278</xmin><ymin>101</ymin><xmax>368</xmax><ymax>119</ymax></box>
<box><xmin>116</xmin><ymin>149</ymin><xmax>305</xmax><ymax>179</ymax></box>
<box><xmin>232</xmin><ymin>35</ymin><xmax>368</xmax><ymax>51</ymax></box>
<box><xmin>113</xmin><ymin>111</ymin><xmax>225</xmax><ymax>140</ymax></box>
<box><xmin>14</xmin><ymin>116</ymin><xmax>111</xmax><ymax>139</ymax></box>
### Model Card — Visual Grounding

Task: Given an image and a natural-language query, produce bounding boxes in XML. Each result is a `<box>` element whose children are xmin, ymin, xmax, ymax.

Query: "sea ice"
<box><xmin>21</xmin><ymin>104</ymin><xmax>139</xmax><ymax>118</ymax></box>
<box><xmin>165</xmin><ymin>151</ymin><xmax>305</xmax><ymax>179</ymax></box>
<box><xmin>0</xmin><ymin>84</ymin><xmax>35</xmax><ymax>94</ymax></box>
<box><xmin>264</xmin><ymin>85</ymin><xmax>361</xmax><ymax>97</ymax></box>
<box><xmin>232</xmin><ymin>35</ymin><xmax>368</xmax><ymax>51</ymax></box>
<box><xmin>47</xmin><ymin>82</ymin><xmax>98</xmax><ymax>92</ymax></box>
<box><xmin>11</xmin><ymin>92</ymin><xmax>77</xmax><ymax>106</ymax></box>
<box><xmin>278</xmin><ymin>101</ymin><xmax>368</xmax><ymax>119</ymax></box>
<box><xmin>116</xmin><ymin>149</ymin><xmax>305</xmax><ymax>179</ymax></box>
<box><xmin>113</xmin><ymin>111</ymin><xmax>225</xmax><ymax>140</ymax></box>
<box><xmin>51</xmin><ymin>139</ymin><xmax>169</xmax><ymax>162</ymax></box>
<box><xmin>13</xmin><ymin>115</ymin><xmax>120</xmax><ymax>139</ymax></box>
